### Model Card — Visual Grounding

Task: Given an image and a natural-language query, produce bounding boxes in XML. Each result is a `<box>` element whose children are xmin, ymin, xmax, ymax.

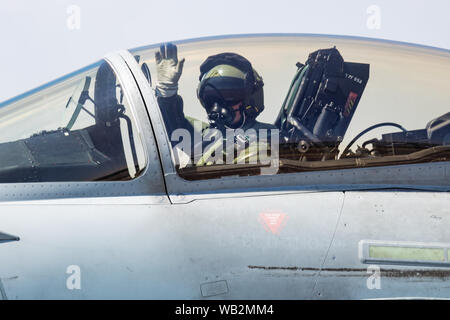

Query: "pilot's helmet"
<box><xmin>197</xmin><ymin>52</ymin><xmax>264</xmax><ymax>129</ymax></box>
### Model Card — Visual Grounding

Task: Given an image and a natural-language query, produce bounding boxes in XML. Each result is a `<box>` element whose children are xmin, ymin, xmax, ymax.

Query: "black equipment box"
<box><xmin>276</xmin><ymin>47</ymin><xmax>370</xmax><ymax>149</ymax></box>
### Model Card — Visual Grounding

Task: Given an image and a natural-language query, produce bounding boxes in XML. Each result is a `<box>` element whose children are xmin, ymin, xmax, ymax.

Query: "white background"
<box><xmin>0</xmin><ymin>0</ymin><xmax>449</xmax><ymax>102</ymax></box>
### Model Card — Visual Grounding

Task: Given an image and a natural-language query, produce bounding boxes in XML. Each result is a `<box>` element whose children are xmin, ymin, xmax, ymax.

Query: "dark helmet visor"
<box><xmin>200</xmin><ymin>77</ymin><xmax>248</xmax><ymax>111</ymax></box>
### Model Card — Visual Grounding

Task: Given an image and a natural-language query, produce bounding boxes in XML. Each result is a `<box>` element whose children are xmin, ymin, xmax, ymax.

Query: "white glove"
<box><xmin>155</xmin><ymin>43</ymin><xmax>185</xmax><ymax>97</ymax></box>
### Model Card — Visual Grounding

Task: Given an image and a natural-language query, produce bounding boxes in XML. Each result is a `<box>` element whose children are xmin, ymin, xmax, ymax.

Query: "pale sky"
<box><xmin>0</xmin><ymin>0</ymin><xmax>449</xmax><ymax>102</ymax></box>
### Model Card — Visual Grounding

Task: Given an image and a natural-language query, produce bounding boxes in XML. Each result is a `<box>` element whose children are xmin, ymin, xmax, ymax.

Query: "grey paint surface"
<box><xmin>313</xmin><ymin>191</ymin><xmax>450</xmax><ymax>299</ymax></box>
<box><xmin>0</xmin><ymin>191</ymin><xmax>343</xmax><ymax>299</ymax></box>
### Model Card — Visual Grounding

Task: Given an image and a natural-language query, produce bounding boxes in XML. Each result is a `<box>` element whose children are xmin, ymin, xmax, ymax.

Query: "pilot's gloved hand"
<box><xmin>155</xmin><ymin>43</ymin><xmax>185</xmax><ymax>98</ymax></box>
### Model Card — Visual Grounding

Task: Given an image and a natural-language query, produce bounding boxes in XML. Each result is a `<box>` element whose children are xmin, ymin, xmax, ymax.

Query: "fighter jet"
<box><xmin>0</xmin><ymin>34</ymin><xmax>449</xmax><ymax>299</ymax></box>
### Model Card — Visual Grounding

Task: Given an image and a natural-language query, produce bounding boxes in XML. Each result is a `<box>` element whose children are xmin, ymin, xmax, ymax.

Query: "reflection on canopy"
<box><xmin>0</xmin><ymin>61</ymin><xmax>146</xmax><ymax>182</ymax></box>
<box><xmin>133</xmin><ymin>35</ymin><xmax>450</xmax><ymax>180</ymax></box>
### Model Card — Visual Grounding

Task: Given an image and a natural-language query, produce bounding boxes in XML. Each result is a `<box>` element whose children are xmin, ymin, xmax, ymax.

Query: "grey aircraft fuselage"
<box><xmin>0</xmin><ymin>34</ymin><xmax>449</xmax><ymax>300</ymax></box>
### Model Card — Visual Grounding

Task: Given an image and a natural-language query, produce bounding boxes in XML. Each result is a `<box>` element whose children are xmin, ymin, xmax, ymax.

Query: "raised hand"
<box><xmin>155</xmin><ymin>43</ymin><xmax>185</xmax><ymax>97</ymax></box>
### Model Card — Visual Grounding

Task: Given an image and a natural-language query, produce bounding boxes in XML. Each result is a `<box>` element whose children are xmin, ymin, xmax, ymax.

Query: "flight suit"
<box><xmin>157</xmin><ymin>95</ymin><xmax>277</xmax><ymax>167</ymax></box>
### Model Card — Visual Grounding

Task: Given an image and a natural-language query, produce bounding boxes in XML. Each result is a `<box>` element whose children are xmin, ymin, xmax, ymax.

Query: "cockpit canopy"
<box><xmin>131</xmin><ymin>35</ymin><xmax>450</xmax><ymax>180</ymax></box>
<box><xmin>0</xmin><ymin>60</ymin><xmax>146</xmax><ymax>183</ymax></box>
<box><xmin>0</xmin><ymin>34</ymin><xmax>449</xmax><ymax>184</ymax></box>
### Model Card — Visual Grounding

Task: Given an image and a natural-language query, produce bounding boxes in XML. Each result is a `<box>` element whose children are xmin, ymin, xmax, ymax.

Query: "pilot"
<box><xmin>155</xmin><ymin>43</ymin><xmax>277</xmax><ymax>166</ymax></box>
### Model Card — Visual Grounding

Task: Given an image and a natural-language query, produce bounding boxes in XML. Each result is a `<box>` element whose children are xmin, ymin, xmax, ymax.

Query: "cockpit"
<box><xmin>0</xmin><ymin>61</ymin><xmax>146</xmax><ymax>183</ymax></box>
<box><xmin>0</xmin><ymin>35</ymin><xmax>448</xmax><ymax>185</ymax></box>
<box><xmin>131</xmin><ymin>35</ymin><xmax>450</xmax><ymax>180</ymax></box>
